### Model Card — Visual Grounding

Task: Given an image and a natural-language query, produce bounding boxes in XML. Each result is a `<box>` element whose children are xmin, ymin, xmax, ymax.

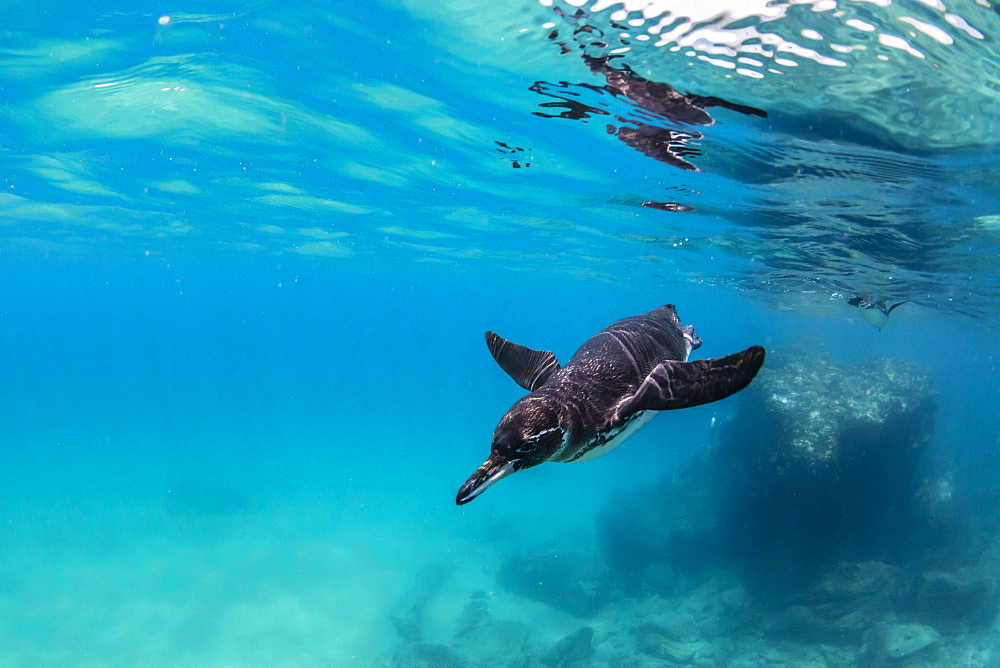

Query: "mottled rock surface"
<box><xmin>541</xmin><ymin>626</ymin><xmax>593</xmax><ymax>667</ymax></box>
<box><xmin>915</xmin><ymin>565</ymin><xmax>1000</xmax><ymax>633</ymax></box>
<box><xmin>596</xmin><ymin>451</ymin><xmax>727</xmax><ymax>583</ymax></box>
<box><xmin>767</xmin><ymin>561</ymin><xmax>902</xmax><ymax>645</ymax></box>
<box><xmin>599</xmin><ymin>353</ymin><xmax>940</xmax><ymax>591</ymax></box>
<box><xmin>719</xmin><ymin>353</ymin><xmax>945</xmax><ymax>585</ymax></box>
<box><xmin>735</xmin><ymin>353</ymin><xmax>935</xmax><ymax>482</ymax></box>
<box><xmin>498</xmin><ymin>549</ymin><xmax>613</xmax><ymax>617</ymax></box>
<box><xmin>391</xmin><ymin>642</ymin><xmax>462</xmax><ymax>668</ymax></box>
<box><xmin>863</xmin><ymin>622</ymin><xmax>941</xmax><ymax>663</ymax></box>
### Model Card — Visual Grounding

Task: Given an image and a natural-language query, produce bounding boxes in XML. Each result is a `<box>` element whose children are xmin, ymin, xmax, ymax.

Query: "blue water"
<box><xmin>3</xmin><ymin>0</ymin><xmax>1000</xmax><ymax>664</ymax></box>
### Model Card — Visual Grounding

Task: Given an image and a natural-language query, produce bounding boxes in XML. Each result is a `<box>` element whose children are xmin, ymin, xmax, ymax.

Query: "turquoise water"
<box><xmin>3</xmin><ymin>0</ymin><xmax>1000</xmax><ymax>665</ymax></box>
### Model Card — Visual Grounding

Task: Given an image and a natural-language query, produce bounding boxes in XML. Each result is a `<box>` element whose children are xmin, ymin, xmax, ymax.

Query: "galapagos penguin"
<box><xmin>456</xmin><ymin>305</ymin><xmax>765</xmax><ymax>505</ymax></box>
<box><xmin>848</xmin><ymin>295</ymin><xmax>909</xmax><ymax>330</ymax></box>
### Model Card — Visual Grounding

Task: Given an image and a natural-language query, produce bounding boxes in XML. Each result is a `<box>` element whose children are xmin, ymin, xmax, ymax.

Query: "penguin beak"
<box><xmin>456</xmin><ymin>456</ymin><xmax>519</xmax><ymax>505</ymax></box>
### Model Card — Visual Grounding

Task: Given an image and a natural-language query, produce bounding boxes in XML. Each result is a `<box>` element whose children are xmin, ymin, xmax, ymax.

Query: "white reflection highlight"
<box><xmin>542</xmin><ymin>0</ymin><xmax>987</xmax><ymax>78</ymax></box>
<box><xmin>845</xmin><ymin>18</ymin><xmax>876</xmax><ymax>32</ymax></box>
<box><xmin>878</xmin><ymin>32</ymin><xmax>925</xmax><ymax>58</ymax></box>
<box><xmin>944</xmin><ymin>12</ymin><xmax>984</xmax><ymax>39</ymax></box>
<box><xmin>899</xmin><ymin>16</ymin><xmax>954</xmax><ymax>45</ymax></box>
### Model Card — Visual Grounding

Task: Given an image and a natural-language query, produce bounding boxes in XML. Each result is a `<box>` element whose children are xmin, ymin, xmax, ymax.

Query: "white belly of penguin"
<box><xmin>563</xmin><ymin>410</ymin><xmax>656</xmax><ymax>463</ymax></box>
<box><xmin>861</xmin><ymin>308</ymin><xmax>889</xmax><ymax>329</ymax></box>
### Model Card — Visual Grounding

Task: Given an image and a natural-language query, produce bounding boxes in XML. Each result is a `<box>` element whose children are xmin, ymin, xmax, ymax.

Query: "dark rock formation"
<box><xmin>766</xmin><ymin>561</ymin><xmax>903</xmax><ymax>645</ymax></box>
<box><xmin>388</xmin><ymin>562</ymin><xmax>455</xmax><ymax>643</ymax></box>
<box><xmin>861</xmin><ymin>622</ymin><xmax>941</xmax><ymax>664</ymax></box>
<box><xmin>634</xmin><ymin>624</ymin><xmax>709</xmax><ymax>663</ymax></box>
<box><xmin>914</xmin><ymin>565</ymin><xmax>1000</xmax><ymax>633</ymax></box>
<box><xmin>541</xmin><ymin>626</ymin><xmax>594</xmax><ymax>667</ymax></box>
<box><xmin>730</xmin><ymin>354</ymin><xmax>934</xmax><ymax>482</ymax></box>
<box><xmin>598</xmin><ymin>352</ymin><xmax>941</xmax><ymax>593</ymax></box>
<box><xmin>453</xmin><ymin>593</ymin><xmax>491</xmax><ymax>640</ymax></box>
<box><xmin>596</xmin><ymin>450</ymin><xmax>728</xmax><ymax>586</ymax></box>
<box><xmin>719</xmin><ymin>353</ymin><xmax>940</xmax><ymax>583</ymax></box>
<box><xmin>450</xmin><ymin>593</ymin><xmax>532</xmax><ymax>666</ymax></box>
<box><xmin>497</xmin><ymin>549</ymin><xmax>613</xmax><ymax>617</ymax></box>
<box><xmin>390</xmin><ymin>642</ymin><xmax>462</xmax><ymax>668</ymax></box>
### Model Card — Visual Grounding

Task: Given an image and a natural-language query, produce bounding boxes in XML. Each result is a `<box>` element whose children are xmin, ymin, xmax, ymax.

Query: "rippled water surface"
<box><xmin>2</xmin><ymin>0</ymin><xmax>1000</xmax><ymax>665</ymax></box>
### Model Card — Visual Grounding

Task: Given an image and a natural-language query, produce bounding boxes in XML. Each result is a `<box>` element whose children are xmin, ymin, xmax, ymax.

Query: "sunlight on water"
<box><xmin>1</xmin><ymin>0</ymin><xmax>1000</xmax><ymax>665</ymax></box>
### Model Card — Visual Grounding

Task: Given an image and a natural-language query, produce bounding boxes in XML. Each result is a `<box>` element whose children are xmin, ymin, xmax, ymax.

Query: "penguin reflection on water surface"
<box><xmin>848</xmin><ymin>295</ymin><xmax>909</xmax><ymax>330</ymax></box>
<box><xmin>456</xmin><ymin>305</ymin><xmax>765</xmax><ymax>505</ymax></box>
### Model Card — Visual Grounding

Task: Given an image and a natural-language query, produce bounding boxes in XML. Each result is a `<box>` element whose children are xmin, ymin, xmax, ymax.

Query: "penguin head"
<box><xmin>456</xmin><ymin>396</ymin><xmax>566</xmax><ymax>505</ymax></box>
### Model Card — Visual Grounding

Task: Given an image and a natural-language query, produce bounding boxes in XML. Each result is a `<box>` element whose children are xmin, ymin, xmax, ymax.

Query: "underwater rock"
<box><xmin>640</xmin><ymin>608</ymin><xmax>701</xmax><ymax>645</ymax></box>
<box><xmin>597</xmin><ymin>350</ymin><xmax>942</xmax><ymax>602</ymax></box>
<box><xmin>389</xmin><ymin>561</ymin><xmax>456</xmax><ymax>643</ymax></box>
<box><xmin>390</xmin><ymin>642</ymin><xmax>462</xmax><ymax>668</ymax></box>
<box><xmin>633</xmin><ymin>624</ymin><xmax>708</xmax><ymax>664</ymax></box>
<box><xmin>765</xmin><ymin>561</ymin><xmax>901</xmax><ymax>645</ymax></box>
<box><xmin>461</xmin><ymin>618</ymin><xmax>532</xmax><ymax>665</ymax></box>
<box><xmin>729</xmin><ymin>640</ymin><xmax>827</xmax><ymax>667</ymax></box>
<box><xmin>596</xmin><ymin>452</ymin><xmax>727</xmax><ymax>583</ymax></box>
<box><xmin>389</xmin><ymin>612</ymin><xmax>422</xmax><ymax>645</ymax></box>
<box><xmin>677</xmin><ymin>576</ymin><xmax>751</xmax><ymax>639</ymax></box>
<box><xmin>915</xmin><ymin>566</ymin><xmax>999</xmax><ymax>632</ymax></box>
<box><xmin>541</xmin><ymin>626</ymin><xmax>594</xmax><ymax>667</ymax></box>
<box><xmin>862</xmin><ymin>622</ymin><xmax>940</xmax><ymax>664</ymax></box>
<box><xmin>626</xmin><ymin>586</ymin><xmax>742</xmax><ymax>664</ymax></box>
<box><xmin>451</xmin><ymin>592</ymin><xmax>541</xmax><ymax>668</ymax></box>
<box><xmin>716</xmin><ymin>353</ymin><xmax>940</xmax><ymax>578</ymax></box>
<box><xmin>737</xmin><ymin>354</ymin><xmax>934</xmax><ymax>480</ymax></box>
<box><xmin>811</xmin><ymin>560</ymin><xmax>903</xmax><ymax>603</ymax></box>
<box><xmin>451</xmin><ymin>592</ymin><xmax>533</xmax><ymax>665</ymax></box>
<box><xmin>453</xmin><ymin>593</ymin><xmax>491</xmax><ymax>639</ymax></box>
<box><xmin>765</xmin><ymin>604</ymin><xmax>870</xmax><ymax>646</ymax></box>
<box><xmin>497</xmin><ymin>549</ymin><xmax>612</xmax><ymax>617</ymax></box>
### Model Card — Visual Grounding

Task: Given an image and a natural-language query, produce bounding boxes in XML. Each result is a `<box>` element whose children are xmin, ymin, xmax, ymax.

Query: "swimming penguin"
<box><xmin>456</xmin><ymin>305</ymin><xmax>765</xmax><ymax>505</ymax></box>
<box><xmin>847</xmin><ymin>295</ymin><xmax>909</xmax><ymax>330</ymax></box>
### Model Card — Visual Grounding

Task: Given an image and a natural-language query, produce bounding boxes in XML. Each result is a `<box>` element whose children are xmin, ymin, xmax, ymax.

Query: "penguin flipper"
<box><xmin>617</xmin><ymin>345</ymin><xmax>765</xmax><ymax>417</ymax></box>
<box><xmin>886</xmin><ymin>300</ymin><xmax>909</xmax><ymax>314</ymax></box>
<box><xmin>485</xmin><ymin>331</ymin><xmax>561</xmax><ymax>391</ymax></box>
